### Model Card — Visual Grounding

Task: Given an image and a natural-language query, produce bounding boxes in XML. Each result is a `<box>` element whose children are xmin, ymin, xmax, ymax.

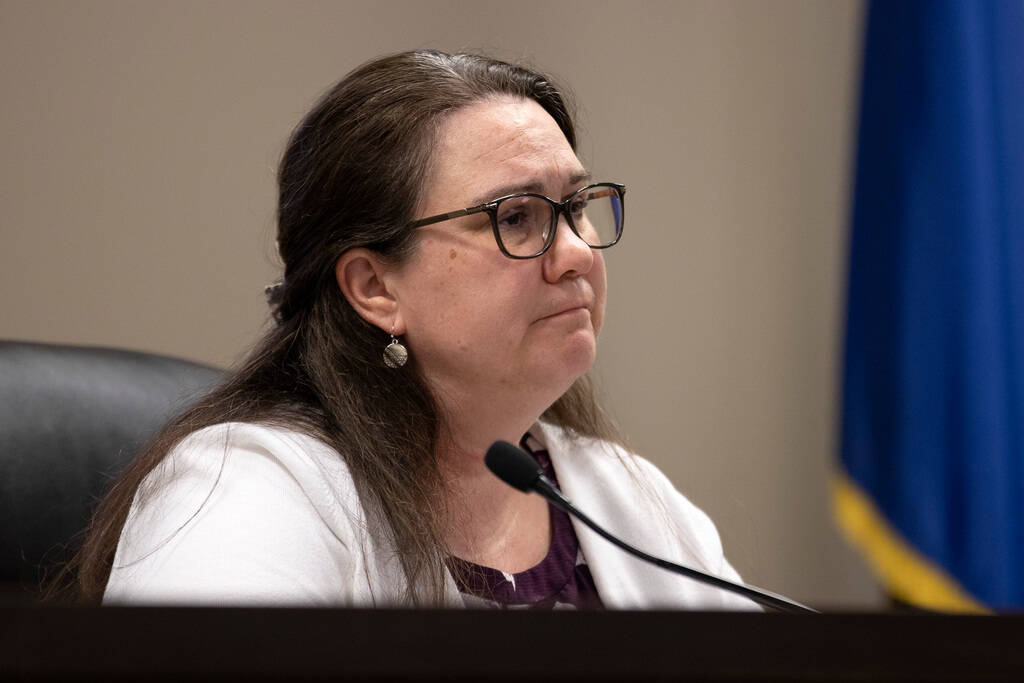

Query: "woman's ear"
<box><xmin>335</xmin><ymin>249</ymin><xmax>403</xmax><ymax>333</ymax></box>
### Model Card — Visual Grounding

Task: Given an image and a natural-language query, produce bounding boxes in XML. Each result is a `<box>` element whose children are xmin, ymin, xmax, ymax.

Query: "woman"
<box><xmin>77</xmin><ymin>50</ymin><xmax>750</xmax><ymax>609</ymax></box>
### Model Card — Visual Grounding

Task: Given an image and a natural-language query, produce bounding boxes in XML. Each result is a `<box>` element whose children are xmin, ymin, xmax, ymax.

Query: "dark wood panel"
<box><xmin>2</xmin><ymin>606</ymin><xmax>1021</xmax><ymax>682</ymax></box>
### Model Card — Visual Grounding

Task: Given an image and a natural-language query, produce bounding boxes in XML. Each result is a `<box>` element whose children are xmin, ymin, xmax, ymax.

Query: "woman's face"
<box><xmin>386</xmin><ymin>96</ymin><xmax>607</xmax><ymax>415</ymax></box>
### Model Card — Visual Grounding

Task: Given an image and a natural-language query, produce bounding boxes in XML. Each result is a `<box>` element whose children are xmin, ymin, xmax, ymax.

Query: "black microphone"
<box><xmin>485</xmin><ymin>440</ymin><xmax>818</xmax><ymax>614</ymax></box>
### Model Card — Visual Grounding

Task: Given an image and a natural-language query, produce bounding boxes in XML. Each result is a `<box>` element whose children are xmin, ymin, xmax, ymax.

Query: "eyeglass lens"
<box><xmin>494</xmin><ymin>185</ymin><xmax>622</xmax><ymax>257</ymax></box>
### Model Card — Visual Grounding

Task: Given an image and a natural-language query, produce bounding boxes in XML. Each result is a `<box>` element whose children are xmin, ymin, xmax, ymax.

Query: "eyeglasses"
<box><xmin>407</xmin><ymin>182</ymin><xmax>625</xmax><ymax>259</ymax></box>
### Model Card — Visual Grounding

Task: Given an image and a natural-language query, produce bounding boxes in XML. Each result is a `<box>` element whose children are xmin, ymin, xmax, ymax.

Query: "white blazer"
<box><xmin>104</xmin><ymin>421</ymin><xmax>755</xmax><ymax>610</ymax></box>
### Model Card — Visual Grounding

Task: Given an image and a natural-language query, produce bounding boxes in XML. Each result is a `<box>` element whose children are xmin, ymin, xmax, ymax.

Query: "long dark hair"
<box><xmin>65</xmin><ymin>50</ymin><xmax>620</xmax><ymax>604</ymax></box>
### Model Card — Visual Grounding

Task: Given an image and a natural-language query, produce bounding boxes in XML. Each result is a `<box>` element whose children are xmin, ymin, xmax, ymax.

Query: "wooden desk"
<box><xmin>2</xmin><ymin>606</ymin><xmax>1022</xmax><ymax>681</ymax></box>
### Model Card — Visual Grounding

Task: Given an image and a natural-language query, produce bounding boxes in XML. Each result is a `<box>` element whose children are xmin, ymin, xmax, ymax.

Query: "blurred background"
<box><xmin>0</xmin><ymin>0</ymin><xmax>926</xmax><ymax>609</ymax></box>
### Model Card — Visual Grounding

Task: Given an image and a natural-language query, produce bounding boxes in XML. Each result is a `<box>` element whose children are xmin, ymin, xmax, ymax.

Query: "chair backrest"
<box><xmin>0</xmin><ymin>341</ymin><xmax>223</xmax><ymax>594</ymax></box>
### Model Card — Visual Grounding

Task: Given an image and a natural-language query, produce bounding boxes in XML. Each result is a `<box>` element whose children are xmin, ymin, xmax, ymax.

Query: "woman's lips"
<box><xmin>537</xmin><ymin>305</ymin><xmax>590</xmax><ymax>322</ymax></box>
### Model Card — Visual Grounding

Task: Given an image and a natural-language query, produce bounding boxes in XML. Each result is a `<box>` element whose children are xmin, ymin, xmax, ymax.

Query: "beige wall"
<box><xmin>0</xmin><ymin>0</ymin><xmax>880</xmax><ymax>607</ymax></box>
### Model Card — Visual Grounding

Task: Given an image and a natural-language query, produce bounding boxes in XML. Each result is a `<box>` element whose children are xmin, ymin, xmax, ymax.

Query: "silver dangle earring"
<box><xmin>383</xmin><ymin>325</ymin><xmax>408</xmax><ymax>368</ymax></box>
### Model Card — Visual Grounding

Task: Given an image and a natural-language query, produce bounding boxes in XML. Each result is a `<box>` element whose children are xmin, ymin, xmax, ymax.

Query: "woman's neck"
<box><xmin>437</xmin><ymin>425</ymin><xmax>552</xmax><ymax>573</ymax></box>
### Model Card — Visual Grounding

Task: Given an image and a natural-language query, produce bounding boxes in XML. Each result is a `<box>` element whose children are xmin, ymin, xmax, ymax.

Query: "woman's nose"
<box><xmin>542</xmin><ymin>214</ymin><xmax>593</xmax><ymax>282</ymax></box>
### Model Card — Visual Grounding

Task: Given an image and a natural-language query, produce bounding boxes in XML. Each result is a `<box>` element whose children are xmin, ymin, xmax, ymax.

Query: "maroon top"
<box><xmin>446</xmin><ymin>434</ymin><xmax>604</xmax><ymax>610</ymax></box>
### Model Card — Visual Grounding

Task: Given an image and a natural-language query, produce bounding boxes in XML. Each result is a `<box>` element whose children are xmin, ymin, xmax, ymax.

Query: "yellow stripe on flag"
<box><xmin>832</xmin><ymin>473</ymin><xmax>988</xmax><ymax>613</ymax></box>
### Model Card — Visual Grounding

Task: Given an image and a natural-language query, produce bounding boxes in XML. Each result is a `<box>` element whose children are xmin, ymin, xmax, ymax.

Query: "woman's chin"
<box><xmin>549</xmin><ymin>334</ymin><xmax>598</xmax><ymax>387</ymax></box>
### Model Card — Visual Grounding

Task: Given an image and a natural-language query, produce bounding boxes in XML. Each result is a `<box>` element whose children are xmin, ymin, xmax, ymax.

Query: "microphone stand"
<box><xmin>532</xmin><ymin>475</ymin><xmax>819</xmax><ymax>614</ymax></box>
<box><xmin>484</xmin><ymin>439</ymin><xmax>818</xmax><ymax>614</ymax></box>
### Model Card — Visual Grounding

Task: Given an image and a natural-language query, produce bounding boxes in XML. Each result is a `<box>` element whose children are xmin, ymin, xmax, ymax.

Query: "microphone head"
<box><xmin>485</xmin><ymin>441</ymin><xmax>543</xmax><ymax>493</ymax></box>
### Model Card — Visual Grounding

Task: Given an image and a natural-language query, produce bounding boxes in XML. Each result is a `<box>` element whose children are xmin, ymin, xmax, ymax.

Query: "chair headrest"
<box><xmin>0</xmin><ymin>340</ymin><xmax>224</xmax><ymax>588</ymax></box>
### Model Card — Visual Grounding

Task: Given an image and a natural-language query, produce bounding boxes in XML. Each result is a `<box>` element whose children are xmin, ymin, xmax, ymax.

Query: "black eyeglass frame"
<box><xmin>406</xmin><ymin>182</ymin><xmax>626</xmax><ymax>260</ymax></box>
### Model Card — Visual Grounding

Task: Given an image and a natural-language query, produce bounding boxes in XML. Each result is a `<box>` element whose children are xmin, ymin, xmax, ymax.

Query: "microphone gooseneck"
<box><xmin>484</xmin><ymin>440</ymin><xmax>818</xmax><ymax>614</ymax></box>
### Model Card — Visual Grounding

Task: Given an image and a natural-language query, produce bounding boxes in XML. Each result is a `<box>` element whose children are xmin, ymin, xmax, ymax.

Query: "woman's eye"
<box><xmin>569</xmin><ymin>197</ymin><xmax>588</xmax><ymax>217</ymax></box>
<box><xmin>498</xmin><ymin>209</ymin><xmax>527</xmax><ymax>229</ymax></box>
<box><xmin>498</xmin><ymin>198</ymin><xmax>539</xmax><ymax>230</ymax></box>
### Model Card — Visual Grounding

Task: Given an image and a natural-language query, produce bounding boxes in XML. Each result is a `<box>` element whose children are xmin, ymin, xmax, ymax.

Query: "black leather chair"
<box><xmin>0</xmin><ymin>341</ymin><xmax>222</xmax><ymax>598</ymax></box>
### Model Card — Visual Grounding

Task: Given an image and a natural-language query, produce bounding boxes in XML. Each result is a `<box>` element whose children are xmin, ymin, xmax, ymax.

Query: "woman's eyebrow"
<box><xmin>568</xmin><ymin>170</ymin><xmax>593</xmax><ymax>186</ymax></box>
<box><xmin>468</xmin><ymin>170</ymin><xmax>592</xmax><ymax>206</ymax></box>
<box><xmin>564</xmin><ymin>171</ymin><xmax>593</xmax><ymax>195</ymax></box>
<box><xmin>468</xmin><ymin>181</ymin><xmax>546</xmax><ymax>206</ymax></box>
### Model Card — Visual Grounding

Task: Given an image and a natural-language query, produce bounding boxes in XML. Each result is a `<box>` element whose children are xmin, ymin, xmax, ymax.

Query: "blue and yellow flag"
<box><xmin>837</xmin><ymin>0</ymin><xmax>1024</xmax><ymax>612</ymax></box>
